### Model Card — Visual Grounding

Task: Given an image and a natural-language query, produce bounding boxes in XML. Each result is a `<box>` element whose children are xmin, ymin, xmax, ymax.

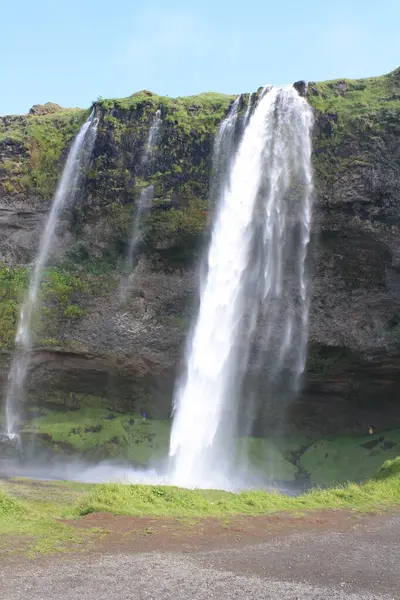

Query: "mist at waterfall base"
<box><xmin>1</xmin><ymin>87</ymin><xmax>314</xmax><ymax>494</ymax></box>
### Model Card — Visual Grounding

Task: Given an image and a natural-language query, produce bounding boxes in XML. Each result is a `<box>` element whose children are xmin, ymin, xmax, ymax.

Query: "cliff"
<box><xmin>0</xmin><ymin>70</ymin><xmax>400</xmax><ymax>439</ymax></box>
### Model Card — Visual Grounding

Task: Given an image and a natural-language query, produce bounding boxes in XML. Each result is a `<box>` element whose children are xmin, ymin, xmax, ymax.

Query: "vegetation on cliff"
<box><xmin>0</xmin><ymin>68</ymin><xmax>399</xmax><ymax>445</ymax></box>
<box><xmin>0</xmin><ymin>265</ymin><xmax>109</xmax><ymax>350</ymax></box>
<box><xmin>0</xmin><ymin>108</ymin><xmax>87</xmax><ymax>199</ymax></box>
<box><xmin>307</xmin><ymin>67</ymin><xmax>400</xmax><ymax>202</ymax></box>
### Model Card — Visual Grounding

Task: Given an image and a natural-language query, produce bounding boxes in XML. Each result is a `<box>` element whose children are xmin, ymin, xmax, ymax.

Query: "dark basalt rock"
<box><xmin>293</xmin><ymin>80</ymin><xmax>307</xmax><ymax>97</ymax></box>
<box><xmin>1</xmin><ymin>72</ymin><xmax>400</xmax><ymax>436</ymax></box>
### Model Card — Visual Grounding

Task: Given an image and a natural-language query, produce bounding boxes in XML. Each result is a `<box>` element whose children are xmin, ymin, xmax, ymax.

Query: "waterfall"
<box><xmin>211</xmin><ymin>97</ymin><xmax>240</xmax><ymax>200</ymax></box>
<box><xmin>143</xmin><ymin>109</ymin><xmax>161</xmax><ymax>167</ymax></box>
<box><xmin>4</xmin><ymin>113</ymin><xmax>98</xmax><ymax>438</ymax></box>
<box><xmin>119</xmin><ymin>185</ymin><xmax>154</xmax><ymax>298</ymax></box>
<box><xmin>244</xmin><ymin>92</ymin><xmax>254</xmax><ymax>126</ymax></box>
<box><xmin>169</xmin><ymin>86</ymin><xmax>314</xmax><ymax>489</ymax></box>
<box><xmin>120</xmin><ymin>110</ymin><xmax>162</xmax><ymax>300</ymax></box>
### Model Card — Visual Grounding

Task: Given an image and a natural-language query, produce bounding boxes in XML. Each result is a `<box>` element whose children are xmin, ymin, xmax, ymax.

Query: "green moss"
<box><xmin>374</xmin><ymin>456</ymin><xmax>400</xmax><ymax>480</ymax></box>
<box><xmin>22</xmin><ymin>406</ymin><xmax>171</xmax><ymax>465</ymax></box>
<box><xmin>0</xmin><ymin>108</ymin><xmax>87</xmax><ymax>199</ymax></box>
<box><xmin>0</xmin><ymin>265</ymin><xmax>28</xmax><ymax>349</ymax></box>
<box><xmin>239</xmin><ymin>438</ymin><xmax>298</xmax><ymax>481</ymax></box>
<box><xmin>146</xmin><ymin>199</ymin><xmax>209</xmax><ymax>267</ymax></box>
<box><xmin>0</xmin><ymin>264</ymin><xmax>109</xmax><ymax>349</ymax></box>
<box><xmin>62</xmin><ymin>304</ymin><xmax>87</xmax><ymax>319</ymax></box>
<box><xmin>300</xmin><ymin>430</ymin><xmax>400</xmax><ymax>486</ymax></box>
<box><xmin>308</xmin><ymin>68</ymin><xmax>400</xmax><ymax>121</ymax></box>
<box><xmin>309</xmin><ymin>68</ymin><xmax>400</xmax><ymax>199</ymax></box>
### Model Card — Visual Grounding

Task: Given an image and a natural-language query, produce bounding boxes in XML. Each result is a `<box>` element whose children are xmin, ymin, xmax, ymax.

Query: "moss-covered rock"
<box><xmin>300</xmin><ymin>430</ymin><xmax>400</xmax><ymax>486</ymax></box>
<box><xmin>21</xmin><ymin>404</ymin><xmax>171</xmax><ymax>465</ymax></box>
<box><xmin>0</xmin><ymin>70</ymin><xmax>400</xmax><ymax>439</ymax></box>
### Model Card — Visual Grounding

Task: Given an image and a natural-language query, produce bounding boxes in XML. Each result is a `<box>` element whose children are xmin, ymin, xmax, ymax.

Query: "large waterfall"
<box><xmin>169</xmin><ymin>86</ymin><xmax>314</xmax><ymax>489</ymax></box>
<box><xmin>4</xmin><ymin>113</ymin><xmax>98</xmax><ymax>438</ymax></box>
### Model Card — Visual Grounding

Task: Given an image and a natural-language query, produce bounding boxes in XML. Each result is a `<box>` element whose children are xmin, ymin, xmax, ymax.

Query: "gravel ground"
<box><xmin>0</xmin><ymin>513</ymin><xmax>399</xmax><ymax>600</ymax></box>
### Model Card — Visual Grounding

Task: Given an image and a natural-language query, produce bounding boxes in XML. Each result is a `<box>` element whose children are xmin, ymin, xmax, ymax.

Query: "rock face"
<box><xmin>293</xmin><ymin>80</ymin><xmax>307</xmax><ymax>97</ymax></box>
<box><xmin>0</xmin><ymin>73</ymin><xmax>400</xmax><ymax>436</ymax></box>
<box><xmin>29</xmin><ymin>102</ymin><xmax>63</xmax><ymax>115</ymax></box>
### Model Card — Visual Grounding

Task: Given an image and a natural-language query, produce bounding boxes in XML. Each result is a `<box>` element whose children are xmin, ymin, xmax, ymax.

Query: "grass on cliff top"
<box><xmin>96</xmin><ymin>90</ymin><xmax>236</xmax><ymax>136</ymax></box>
<box><xmin>308</xmin><ymin>66</ymin><xmax>400</xmax><ymax>119</ymax></box>
<box><xmin>0</xmin><ymin>107</ymin><xmax>87</xmax><ymax>141</ymax></box>
<box><xmin>96</xmin><ymin>90</ymin><xmax>236</xmax><ymax>113</ymax></box>
<box><xmin>0</xmin><ymin>107</ymin><xmax>88</xmax><ymax>199</ymax></box>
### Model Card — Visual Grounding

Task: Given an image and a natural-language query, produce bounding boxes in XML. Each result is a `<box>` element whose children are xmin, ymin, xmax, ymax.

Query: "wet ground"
<box><xmin>1</xmin><ymin>508</ymin><xmax>399</xmax><ymax>599</ymax></box>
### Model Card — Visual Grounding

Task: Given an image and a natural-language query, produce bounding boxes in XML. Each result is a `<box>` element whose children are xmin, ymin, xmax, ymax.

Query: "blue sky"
<box><xmin>1</xmin><ymin>0</ymin><xmax>399</xmax><ymax>115</ymax></box>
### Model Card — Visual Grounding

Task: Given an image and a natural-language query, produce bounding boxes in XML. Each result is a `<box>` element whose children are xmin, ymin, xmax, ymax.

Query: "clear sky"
<box><xmin>1</xmin><ymin>0</ymin><xmax>399</xmax><ymax>115</ymax></box>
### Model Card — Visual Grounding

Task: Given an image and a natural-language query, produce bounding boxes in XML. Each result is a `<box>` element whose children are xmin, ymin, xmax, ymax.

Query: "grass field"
<box><xmin>0</xmin><ymin>456</ymin><xmax>399</xmax><ymax>557</ymax></box>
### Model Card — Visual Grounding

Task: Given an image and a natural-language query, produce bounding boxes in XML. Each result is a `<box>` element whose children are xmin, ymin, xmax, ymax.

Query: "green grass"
<box><xmin>0</xmin><ymin>485</ymin><xmax>85</xmax><ymax>556</ymax></box>
<box><xmin>300</xmin><ymin>431</ymin><xmax>400</xmax><ymax>486</ymax></box>
<box><xmin>76</xmin><ymin>466</ymin><xmax>400</xmax><ymax>518</ymax></box>
<box><xmin>308</xmin><ymin>67</ymin><xmax>400</xmax><ymax>121</ymax></box>
<box><xmin>0</xmin><ymin>107</ymin><xmax>87</xmax><ymax>199</ymax></box>
<box><xmin>0</xmin><ymin>455</ymin><xmax>399</xmax><ymax>556</ymax></box>
<box><xmin>96</xmin><ymin>90</ymin><xmax>235</xmax><ymax>136</ymax></box>
<box><xmin>22</xmin><ymin>405</ymin><xmax>171</xmax><ymax>465</ymax></box>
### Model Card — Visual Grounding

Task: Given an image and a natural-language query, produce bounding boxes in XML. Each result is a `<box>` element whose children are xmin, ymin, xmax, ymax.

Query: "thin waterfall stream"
<box><xmin>4</xmin><ymin>113</ymin><xmax>98</xmax><ymax>438</ymax></box>
<box><xmin>119</xmin><ymin>109</ymin><xmax>162</xmax><ymax>300</ymax></box>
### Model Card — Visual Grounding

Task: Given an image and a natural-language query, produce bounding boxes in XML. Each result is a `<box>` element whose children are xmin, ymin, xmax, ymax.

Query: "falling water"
<box><xmin>142</xmin><ymin>109</ymin><xmax>161</xmax><ymax>168</ymax></box>
<box><xmin>244</xmin><ymin>92</ymin><xmax>254</xmax><ymax>126</ymax></box>
<box><xmin>119</xmin><ymin>185</ymin><xmax>154</xmax><ymax>300</ymax></box>
<box><xmin>169</xmin><ymin>86</ymin><xmax>314</xmax><ymax>489</ymax></box>
<box><xmin>4</xmin><ymin>113</ymin><xmax>98</xmax><ymax>438</ymax></box>
<box><xmin>209</xmin><ymin>97</ymin><xmax>240</xmax><ymax>210</ymax></box>
<box><xmin>120</xmin><ymin>110</ymin><xmax>162</xmax><ymax>300</ymax></box>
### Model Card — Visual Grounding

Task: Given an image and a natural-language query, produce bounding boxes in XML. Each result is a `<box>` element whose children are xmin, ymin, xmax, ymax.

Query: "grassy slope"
<box><xmin>0</xmin><ymin>457</ymin><xmax>399</xmax><ymax>556</ymax></box>
<box><xmin>308</xmin><ymin>68</ymin><xmax>400</xmax><ymax>118</ymax></box>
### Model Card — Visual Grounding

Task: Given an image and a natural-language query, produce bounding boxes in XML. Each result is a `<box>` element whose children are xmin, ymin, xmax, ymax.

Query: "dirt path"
<box><xmin>1</xmin><ymin>509</ymin><xmax>399</xmax><ymax>599</ymax></box>
<box><xmin>65</xmin><ymin>508</ymin><xmax>394</xmax><ymax>553</ymax></box>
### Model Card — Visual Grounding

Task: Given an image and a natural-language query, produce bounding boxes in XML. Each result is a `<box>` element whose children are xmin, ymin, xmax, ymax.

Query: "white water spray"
<box><xmin>244</xmin><ymin>92</ymin><xmax>254</xmax><ymax>125</ymax></box>
<box><xmin>143</xmin><ymin>109</ymin><xmax>161</xmax><ymax>168</ymax></box>
<box><xmin>4</xmin><ymin>114</ymin><xmax>98</xmax><ymax>438</ymax></box>
<box><xmin>169</xmin><ymin>86</ymin><xmax>314</xmax><ymax>489</ymax></box>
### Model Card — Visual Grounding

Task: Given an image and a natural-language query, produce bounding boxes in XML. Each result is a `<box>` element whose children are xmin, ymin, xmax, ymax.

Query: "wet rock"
<box><xmin>293</xmin><ymin>80</ymin><xmax>307</xmax><ymax>97</ymax></box>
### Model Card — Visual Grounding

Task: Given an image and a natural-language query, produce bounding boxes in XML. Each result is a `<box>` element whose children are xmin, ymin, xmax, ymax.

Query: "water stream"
<box><xmin>169</xmin><ymin>86</ymin><xmax>314</xmax><ymax>489</ymax></box>
<box><xmin>4</xmin><ymin>113</ymin><xmax>98</xmax><ymax>438</ymax></box>
<box><xmin>119</xmin><ymin>109</ymin><xmax>162</xmax><ymax>300</ymax></box>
